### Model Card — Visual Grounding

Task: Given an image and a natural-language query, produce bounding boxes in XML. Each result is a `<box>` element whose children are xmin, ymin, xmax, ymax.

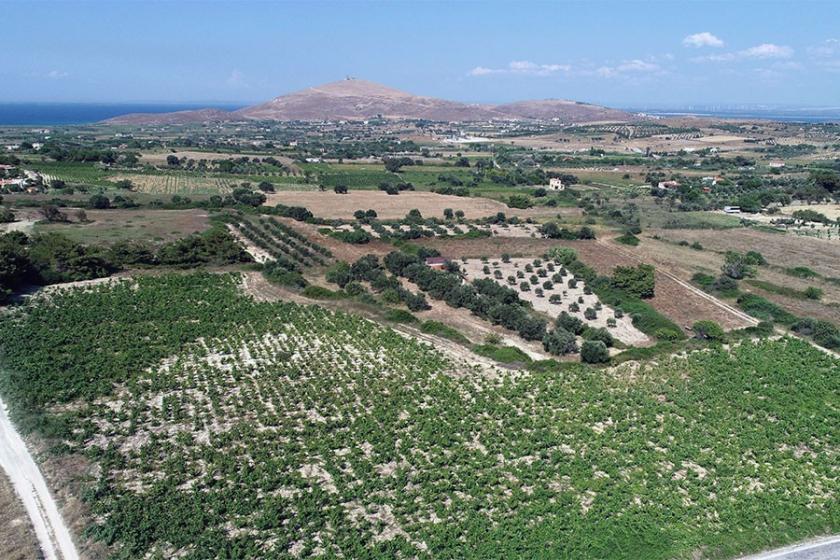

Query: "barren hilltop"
<box><xmin>105</xmin><ymin>78</ymin><xmax>635</xmax><ymax>124</ymax></box>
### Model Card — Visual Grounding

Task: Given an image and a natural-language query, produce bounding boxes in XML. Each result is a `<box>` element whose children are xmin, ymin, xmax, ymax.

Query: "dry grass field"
<box><xmin>36</xmin><ymin>208</ymin><xmax>211</xmax><ymax>245</ymax></box>
<box><xmin>650</xmin><ymin>228</ymin><xmax>840</xmax><ymax>279</ymax></box>
<box><xmin>643</xmin><ymin>230</ymin><xmax>840</xmax><ymax>324</ymax></box>
<box><xmin>266</xmin><ymin>190</ymin><xmax>511</xmax><ymax>219</ymax></box>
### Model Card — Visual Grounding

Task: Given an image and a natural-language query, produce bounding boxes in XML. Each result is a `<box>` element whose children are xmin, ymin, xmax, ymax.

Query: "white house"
<box><xmin>548</xmin><ymin>177</ymin><xmax>564</xmax><ymax>191</ymax></box>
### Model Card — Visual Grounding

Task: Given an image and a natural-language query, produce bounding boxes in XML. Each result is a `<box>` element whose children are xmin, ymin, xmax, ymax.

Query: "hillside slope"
<box><xmin>104</xmin><ymin>78</ymin><xmax>634</xmax><ymax>124</ymax></box>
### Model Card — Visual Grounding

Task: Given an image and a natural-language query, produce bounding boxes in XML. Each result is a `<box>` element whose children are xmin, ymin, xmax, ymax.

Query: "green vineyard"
<box><xmin>0</xmin><ymin>273</ymin><xmax>837</xmax><ymax>559</ymax></box>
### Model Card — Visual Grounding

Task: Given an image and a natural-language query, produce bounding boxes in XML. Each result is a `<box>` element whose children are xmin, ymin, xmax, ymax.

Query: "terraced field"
<box><xmin>0</xmin><ymin>273</ymin><xmax>837</xmax><ymax>559</ymax></box>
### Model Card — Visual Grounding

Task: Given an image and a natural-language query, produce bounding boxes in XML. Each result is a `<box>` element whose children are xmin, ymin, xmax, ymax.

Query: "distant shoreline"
<box><xmin>624</xmin><ymin>108</ymin><xmax>840</xmax><ymax>123</ymax></box>
<box><xmin>1</xmin><ymin>102</ymin><xmax>838</xmax><ymax>126</ymax></box>
<box><xmin>0</xmin><ymin>103</ymin><xmax>244</xmax><ymax>126</ymax></box>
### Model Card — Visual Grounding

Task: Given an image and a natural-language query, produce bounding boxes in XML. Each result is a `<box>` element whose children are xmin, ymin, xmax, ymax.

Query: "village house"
<box><xmin>548</xmin><ymin>177</ymin><xmax>564</xmax><ymax>191</ymax></box>
<box><xmin>657</xmin><ymin>180</ymin><xmax>680</xmax><ymax>190</ymax></box>
<box><xmin>425</xmin><ymin>257</ymin><xmax>449</xmax><ymax>271</ymax></box>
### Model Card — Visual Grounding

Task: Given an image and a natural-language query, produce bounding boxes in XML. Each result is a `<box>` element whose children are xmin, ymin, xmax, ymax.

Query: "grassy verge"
<box><xmin>472</xmin><ymin>344</ymin><xmax>532</xmax><ymax>364</ymax></box>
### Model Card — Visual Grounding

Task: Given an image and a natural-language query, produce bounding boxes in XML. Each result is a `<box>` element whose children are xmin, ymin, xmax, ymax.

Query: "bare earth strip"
<box><xmin>265</xmin><ymin>191</ymin><xmax>511</xmax><ymax>220</ymax></box>
<box><xmin>0</xmin><ymin>469</ymin><xmax>40</xmax><ymax>560</ymax></box>
<box><xmin>0</xmin><ymin>399</ymin><xmax>79</xmax><ymax>560</ymax></box>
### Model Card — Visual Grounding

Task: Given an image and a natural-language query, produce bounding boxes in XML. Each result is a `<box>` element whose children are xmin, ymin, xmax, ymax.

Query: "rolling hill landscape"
<box><xmin>105</xmin><ymin>78</ymin><xmax>636</xmax><ymax>124</ymax></box>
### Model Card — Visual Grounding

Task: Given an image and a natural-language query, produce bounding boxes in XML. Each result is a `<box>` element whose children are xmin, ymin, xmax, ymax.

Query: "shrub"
<box><xmin>655</xmin><ymin>328</ymin><xmax>684</xmax><ymax>341</ymax></box>
<box><xmin>542</xmin><ymin>328</ymin><xmax>578</xmax><ymax>355</ymax></box>
<box><xmin>722</xmin><ymin>252</ymin><xmax>755</xmax><ymax>279</ymax></box>
<box><xmin>556</xmin><ymin>311</ymin><xmax>585</xmax><ymax>335</ymax></box>
<box><xmin>584</xmin><ymin>327</ymin><xmax>614</xmax><ymax>347</ymax></box>
<box><xmin>804</xmin><ymin>286</ymin><xmax>823</xmax><ymax>300</ymax></box>
<box><xmin>692</xmin><ymin>320</ymin><xmax>725</xmax><ymax>341</ymax></box>
<box><xmin>583</xmin><ymin>307</ymin><xmax>597</xmax><ymax>320</ymax></box>
<box><xmin>611</xmin><ymin>264</ymin><xmax>655</xmax><ymax>299</ymax></box>
<box><xmin>544</xmin><ymin>246</ymin><xmax>577</xmax><ymax>265</ymax></box>
<box><xmin>384</xmin><ymin>309</ymin><xmax>417</xmax><ymax>323</ymax></box>
<box><xmin>616</xmin><ymin>233</ymin><xmax>640</xmax><ymax>246</ymax></box>
<box><xmin>420</xmin><ymin>321</ymin><xmax>469</xmax><ymax>344</ymax></box>
<box><xmin>302</xmin><ymin>285</ymin><xmax>343</xmax><ymax>299</ymax></box>
<box><xmin>344</xmin><ymin>281</ymin><xmax>366</xmax><ymax>296</ymax></box>
<box><xmin>712</xmin><ymin>275</ymin><xmax>740</xmax><ymax>297</ymax></box>
<box><xmin>786</xmin><ymin>266</ymin><xmax>817</xmax><ymax>279</ymax></box>
<box><xmin>737</xmin><ymin>293</ymin><xmax>797</xmax><ymax>324</ymax></box>
<box><xmin>580</xmin><ymin>340</ymin><xmax>610</xmax><ymax>363</ymax></box>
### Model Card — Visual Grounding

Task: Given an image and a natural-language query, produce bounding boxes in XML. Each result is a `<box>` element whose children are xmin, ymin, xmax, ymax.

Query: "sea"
<box><xmin>0</xmin><ymin>103</ymin><xmax>243</xmax><ymax>126</ymax></box>
<box><xmin>625</xmin><ymin>107</ymin><xmax>840</xmax><ymax>124</ymax></box>
<box><xmin>1</xmin><ymin>102</ymin><xmax>839</xmax><ymax>126</ymax></box>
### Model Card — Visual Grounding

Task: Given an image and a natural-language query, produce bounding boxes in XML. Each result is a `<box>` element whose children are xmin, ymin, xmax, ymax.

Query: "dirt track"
<box><xmin>0</xmin><ymin>399</ymin><xmax>78</xmax><ymax>560</ymax></box>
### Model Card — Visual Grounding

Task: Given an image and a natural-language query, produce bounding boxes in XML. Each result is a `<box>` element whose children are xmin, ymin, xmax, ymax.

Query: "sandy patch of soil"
<box><xmin>265</xmin><ymin>191</ymin><xmax>510</xmax><ymax>220</ymax></box>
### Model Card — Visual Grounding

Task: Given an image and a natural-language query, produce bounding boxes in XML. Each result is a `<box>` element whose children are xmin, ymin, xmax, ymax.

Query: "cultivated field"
<box><xmin>412</xmin><ymin>237</ymin><xmax>756</xmax><ymax>331</ymax></box>
<box><xmin>0</xmin><ymin>273</ymin><xmax>836</xmax><ymax>559</ymax></box>
<box><xmin>265</xmin><ymin>191</ymin><xmax>511</xmax><ymax>220</ymax></box>
<box><xmin>461</xmin><ymin>258</ymin><xmax>649</xmax><ymax>346</ymax></box>
<box><xmin>107</xmin><ymin>173</ymin><xmax>238</xmax><ymax>195</ymax></box>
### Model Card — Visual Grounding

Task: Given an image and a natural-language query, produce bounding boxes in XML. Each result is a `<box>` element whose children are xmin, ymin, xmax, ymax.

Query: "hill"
<box><xmin>104</xmin><ymin>78</ymin><xmax>634</xmax><ymax>124</ymax></box>
<box><xmin>103</xmin><ymin>108</ymin><xmax>233</xmax><ymax>126</ymax></box>
<box><xmin>494</xmin><ymin>98</ymin><xmax>633</xmax><ymax>123</ymax></box>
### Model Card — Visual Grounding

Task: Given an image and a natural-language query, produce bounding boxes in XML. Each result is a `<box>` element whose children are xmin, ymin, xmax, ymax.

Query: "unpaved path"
<box><xmin>0</xmin><ymin>399</ymin><xmax>78</xmax><ymax>560</ymax></box>
<box><xmin>597</xmin><ymin>238</ymin><xmax>759</xmax><ymax>328</ymax></box>
<box><xmin>735</xmin><ymin>534</ymin><xmax>840</xmax><ymax>560</ymax></box>
<box><xmin>227</xmin><ymin>224</ymin><xmax>272</xmax><ymax>263</ymax></box>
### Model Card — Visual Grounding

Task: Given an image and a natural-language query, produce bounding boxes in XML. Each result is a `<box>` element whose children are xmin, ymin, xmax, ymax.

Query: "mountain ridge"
<box><xmin>105</xmin><ymin>78</ymin><xmax>635</xmax><ymax>124</ymax></box>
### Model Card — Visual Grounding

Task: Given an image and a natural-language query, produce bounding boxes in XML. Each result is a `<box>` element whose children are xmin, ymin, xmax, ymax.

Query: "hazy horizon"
<box><xmin>3</xmin><ymin>0</ymin><xmax>839</xmax><ymax>108</ymax></box>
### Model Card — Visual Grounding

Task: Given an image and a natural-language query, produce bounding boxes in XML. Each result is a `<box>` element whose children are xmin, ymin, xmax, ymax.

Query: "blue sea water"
<box><xmin>624</xmin><ymin>107</ymin><xmax>840</xmax><ymax>124</ymax></box>
<box><xmin>0</xmin><ymin>103</ymin><xmax>243</xmax><ymax>126</ymax></box>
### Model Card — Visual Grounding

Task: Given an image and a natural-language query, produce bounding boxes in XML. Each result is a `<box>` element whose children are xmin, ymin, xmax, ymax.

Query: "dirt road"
<box><xmin>735</xmin><ymin>534</ymin><xmax>840</xmax><ymax>560</ymax></box>
<box><xmin>0</xmin><ymin>399</ymin><xmax>78</xmax><ymax>560</ymax></box>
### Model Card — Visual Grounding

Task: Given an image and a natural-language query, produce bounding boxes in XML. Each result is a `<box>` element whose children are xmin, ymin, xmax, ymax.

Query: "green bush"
<box><xmin>616</xmin><ymin>233</ymin><xmax>640</xmax><ymax>246</ymax></box>
<box><xmin>737</xmin><ymin>293</ymin><xmax>797</xmax><ymax>325</ymax></box>
<box><xmin>383</xmin><ymin>308</ymin><xmax>417</xmax><ymax>323</ymax></box>
<box><xmin>692</xmin><ymin>320</ymin><xmax>725</xmax><ymax>342</ymax></box>
<box><xmin>611</xmin><ymin>264</ymin><xmax>655</xmax><ymax>299</ymax></box>
<box><xmin>580</xmin><ymin>340</ymin><xmax>610</xmax><ymax>364</ymax></box>
<box><xmin>302</xmin><ymin>285</ymin><xmax>344</xmax><ymax>299</ymax></box>
<box><xmin>804</xmin><ymin>286</ymin><xmax>823</xmax><ymax>300</ymax></box>
<box><xmin>542</xmin><ymin>328</ymin><xmax>578</xmax><ymax>355</ymax></box>
<box><xmin>785</xmin><ymin>266</ymin><xmax>817</xmax><ymax>279</ymax></box>
<box><xmin>655</xmin><ymin>328</ymin><xmax>684</xmax><ymax>341</ymax></box>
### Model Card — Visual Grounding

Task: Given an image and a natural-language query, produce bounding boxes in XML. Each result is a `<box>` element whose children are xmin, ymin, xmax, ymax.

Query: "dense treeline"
<box><xmin>0</xmin><ymin>228</ymin><xmax>250</xmax><ymax>301</ymax></box>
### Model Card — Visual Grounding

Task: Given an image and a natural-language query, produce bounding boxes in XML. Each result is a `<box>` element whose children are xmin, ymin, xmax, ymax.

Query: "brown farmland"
<box><xmin>265</xmin><ymin>191</ymin><xmax>510</xmax><ymax>220</ymax></box>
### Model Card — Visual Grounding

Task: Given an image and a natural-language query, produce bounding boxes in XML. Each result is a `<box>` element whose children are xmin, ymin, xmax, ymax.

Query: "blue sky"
<box><xmin>2</xmin><ymin>0</ymin><xmax>839</xmax><ymax>107</ymax></box>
